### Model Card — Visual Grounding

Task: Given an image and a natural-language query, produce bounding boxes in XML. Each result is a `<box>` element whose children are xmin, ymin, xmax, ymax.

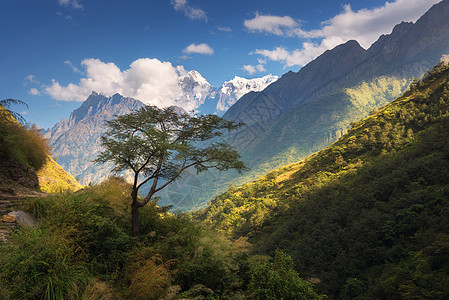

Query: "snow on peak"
<box><xmin>176</xmin><ymin>69</ymin><xmax>278</xmax><ymax>115</ymax></box>
<box><xmin>217</xmin><ymin>74</ymin><xmax>279</xmax><ymax>112</ymax></box>
<box><xmin>177</xmin><ymin>70</ymin><xmax>213</xmax><ymax>111</ymax></box>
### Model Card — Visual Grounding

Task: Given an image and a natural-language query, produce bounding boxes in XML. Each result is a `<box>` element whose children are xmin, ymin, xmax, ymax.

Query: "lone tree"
<box><xmin>95</xmin><ymin>105</ymin><xmax>247</xmax><ymax>236</ymax></box>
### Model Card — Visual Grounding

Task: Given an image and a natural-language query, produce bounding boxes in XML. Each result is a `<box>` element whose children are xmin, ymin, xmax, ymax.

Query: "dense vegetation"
<box><xmin>194</xmin><ymin>62</ymin><xmax>449</xmax><ymax>298</ymax></box>
<box><xmin>0</xmin><ymin>103</ymin><xmax>82</xmax><ymax>193</ymax></box>
<box><xmin>95</xmin><ymin>105</ymin><xmax>246</xmax><ymax>236</ymax></box>
<box><xmin>0</xmin><ymin>104</ymin><xmax>50</xmax><ymax>171</ymax></box>
<box><xmin>2</xmin><ymin>62</ymin><xmax>449</xmax><ymax>298</ymax></box>
<box><xmin>0</xmin><ymin>177</ymin><xmax>321</xmax><ymax>299</ymax></box>
<box><xmin>168</xmin><ymin>74</ymin><xmax>412</xmax><ymax>211</ymax></box>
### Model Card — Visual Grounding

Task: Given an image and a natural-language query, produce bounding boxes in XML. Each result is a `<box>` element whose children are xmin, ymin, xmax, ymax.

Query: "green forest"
<box><xmin>1</xmin><ymin>62</ymin><xmax>449</xmax><ymax>299</ymax></box>
<box><xmin>194</xmin><ymin>62</ymin><xmax>449</xmax><ymax>298</ymax></box>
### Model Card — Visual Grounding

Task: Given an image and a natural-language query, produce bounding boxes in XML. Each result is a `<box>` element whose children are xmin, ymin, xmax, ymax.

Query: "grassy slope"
<box><xmin>194</xmin><ymin>63</ymin><xmax>449</xmax><ymax>298</ymax></box>
<box><xmin>37</xmin><ymin>156</ymin><xmax>83</xmax><ymax>193</ymax></box>
<box><xmin>0</xmin><ymin>106</ymin><xmax>82</xmax><ymax>194</ymax></box>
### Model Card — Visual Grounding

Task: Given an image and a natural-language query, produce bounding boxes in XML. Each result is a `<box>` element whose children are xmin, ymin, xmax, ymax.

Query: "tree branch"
<box><xmin>153</xmin><ymin>157</ymin><xmax>215</xmax><ymax>194</ymax></box>
<box><xmin>138</xmin><ymin>159</ymin><xmax>164</xmax><ymax>207</ymax></box>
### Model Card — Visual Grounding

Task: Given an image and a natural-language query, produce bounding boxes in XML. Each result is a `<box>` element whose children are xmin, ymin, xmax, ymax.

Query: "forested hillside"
<box><xmin>194</xmin><ymin>62</ymin><xmax>449</xmax><ymax>298</ymax></box>
<box><xmin>168</xmin><ymin>0</ymin><xmax>449</xmax><ymax>210</ymax></box>
<box><xmin>2</xmin><ymin>62</ymin><xmax>449</xmax><ymax>300</ymax></box>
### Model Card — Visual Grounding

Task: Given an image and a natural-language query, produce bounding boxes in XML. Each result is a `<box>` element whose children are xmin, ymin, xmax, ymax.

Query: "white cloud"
<box><xmin>183</xmin><ymin>43</ymin><xmax>214</xmax><ymax>55</ymax></box>
<box><xmin>241</xmin><ymin>63</ymin><xmax>266</xmax><ymax>75</ymax></box>
<box><xmin>179</xmin><ymin>54</ymin><xmax>193</xmax><ymax>60</ymax></box>
<box><xmin>58</xmin><ymin>0</ymin><xmax>83</xmax><ymax>10</ymax></box>
<box><xmin>45</xmin><ymin>58</ymin><xmax>205</xmax><ymax>111</ymax></box>
<box><xmin>217</xmin><ymin>26</ymin><xmax>232</xmax><ymax>32</ymax></box>
<box><xmin>64</xmin><ymin>60</ymin><xmax>83</xmax><ymax>74</ymax></box>
<box><xmin>29</xmin><ymin>88</ymin><xmax>40</xmax><ymax>96</ymax></box>
<box><xmin>24</xmin><ymin>74</ymin><xmax>40</xmax><ymax>85</ymax></box>
<box><xmin>251</xmin><ymin>0</ymin><xmax>441</xmax><ymax>67</ymax></box>
<box><xmin>253</xmin><ymin>43</ymin><xmax>325</xmax><ymax>67</ymax></box>
<box><xmin>244</xmin><ymin>13</ymin><xmax>298</xmax><ymax>36</ymax></box>
<box><xmin>170</xmin><ymin>0</ymin><xmax>207</xmax><ymax>21</ymax></box>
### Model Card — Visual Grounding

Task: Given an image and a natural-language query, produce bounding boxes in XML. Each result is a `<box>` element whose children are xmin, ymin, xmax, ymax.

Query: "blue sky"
<box><xmin>0</xmin><ymin>0</ymin><xmax>440</xmax><ymax>128</ymax></box>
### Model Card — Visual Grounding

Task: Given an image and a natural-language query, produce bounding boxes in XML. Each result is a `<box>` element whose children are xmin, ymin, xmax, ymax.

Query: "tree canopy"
<box><xmin>96</xmin><ymin>105</ymin><xmax>247</xmax><ymax>235</ymax></box>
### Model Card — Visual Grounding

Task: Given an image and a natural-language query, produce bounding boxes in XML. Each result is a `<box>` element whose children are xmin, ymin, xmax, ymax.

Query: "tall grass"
<box><xmin>0</xmin><ymin>109</ymin><xmax>50</xmax><ymax>170</ymax></box>
<box><xmin>0</xmin><ymin>228</ymin><xmax>89</xmax><ymax>299</ymax></box>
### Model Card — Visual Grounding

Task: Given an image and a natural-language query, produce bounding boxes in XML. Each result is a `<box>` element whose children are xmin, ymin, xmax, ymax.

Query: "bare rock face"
<box><xmin>45</xmin><ymin>93</ymin><xmax>145</xmax><ymax>185</ymax></box>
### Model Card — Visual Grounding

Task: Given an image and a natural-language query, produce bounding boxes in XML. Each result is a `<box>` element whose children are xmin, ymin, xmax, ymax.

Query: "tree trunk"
<box><xmin>131</xmin><ymin>203</ymin><xmax>140</xmax><ymax>237</ymax></box>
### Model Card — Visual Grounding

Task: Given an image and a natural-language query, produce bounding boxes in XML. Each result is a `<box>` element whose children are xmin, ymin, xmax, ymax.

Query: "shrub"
<box><xmin>125</xmin><ymin>253</ymin><xmax>175</xmax><ymax>299</ymax></box>
<box><xmin>0</xmin><ymin>115</ymin><xmax>50</xmax><ymax>170</ymax></box>
<box><xmin>247</xmin><ymin>249</ymin><xmax>322</xmax><ymax>300</ymax></box>
<box><xmin>0</xmin><ymin>228</ymin><xmax>89</xmax><ymax>299</ymax></box>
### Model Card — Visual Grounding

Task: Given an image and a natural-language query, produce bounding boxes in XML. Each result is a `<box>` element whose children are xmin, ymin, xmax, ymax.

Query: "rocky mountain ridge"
<box><xmin>45</xmin><ymin>73</ymin><xmax>277</xmax><ymax>184</ymax></box>
<box><xmin>45</xmin><ymin>0</ymin><xmax>449</xmax><ymax>206</ymax></box>
<box><xmin>179</xmin><ymin>71</ymin><xmax>278</xmax><ymax>115</ymax></box>
<box><xmin>164</xmin><ymin>0</ymin><xmax>449</xmax><ymax>210</ymax></box>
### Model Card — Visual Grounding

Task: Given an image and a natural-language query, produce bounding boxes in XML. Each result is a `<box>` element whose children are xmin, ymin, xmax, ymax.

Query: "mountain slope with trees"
<box><xmin>194</xmin><ymin>61</ymin><xmax>449</xmax><ymax>298</ymax></box>
<box><xmin>172</xmin><ymin>0</ymin><xmax>449</xmax><ymax>210</ymax></box>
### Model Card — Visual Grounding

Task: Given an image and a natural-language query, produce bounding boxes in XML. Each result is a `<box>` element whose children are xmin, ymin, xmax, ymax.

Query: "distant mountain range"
<box><xmin>45</xmin><ymin>0</ymin><xmax>449</xmax><ymax>209</ymax></box>
<box><xmin>44</xmin><ymin>75</ymin><xmax>278</xmax><ymax>184</ymax></box>
<box><xmin>44</xmin><ymin>93</ymin><xmax>144</xmax><ymax>184</ymax></box>
<box><xmin>180</xmin><ymin>71</ymin><xmax>279</xmax><ymax>115</ymax></box>
<box><xmin>164</xmin><ymin>0</ymin><xmax>449</xmax><ymax>210</ymax></box>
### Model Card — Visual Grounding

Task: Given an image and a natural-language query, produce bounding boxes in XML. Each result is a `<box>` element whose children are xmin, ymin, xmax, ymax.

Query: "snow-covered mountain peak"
<box><xmin>221</xmin><ymin>74</ymin><xmax>278</xmax><ymax>98</ymax></box>
<box><xmin>174</xmin><ymin>69</ymin><xmax>279</xmax><ymax>115</ymax></box>
<box><xmin>181</xmin><ymin>70</ymin><xmax>211</xmax><ymax>87</ymax></box>
<box><xmin>216</xmin><ymin>74</ymin><xmax>279</xmax><ymax>112</ymax></box>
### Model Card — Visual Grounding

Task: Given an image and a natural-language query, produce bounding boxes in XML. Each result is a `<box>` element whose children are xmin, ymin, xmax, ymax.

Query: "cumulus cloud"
<box><xmin>170</xmin><ymin>0</ymin><xmax>207</xmax><ymax>21</ymax></box>
<box><xmin>58</xmin><ymin>0</ymin><xmax>83</xmax><ymax>10</ymax></box>
<box><xmin>244</xmin><ymin>13</ymin><xmax>298</xmax><ymax>36</ymax></box>
<box><xmin>253</xmin><ymin>43</ymin><xmax>325</xmax><ymax>67</ymax></box>
<box><xmin>251</xmin><ymin>0</ymin><xmax>441</xmax><ymax>67</ymax></box>
<box><xmin>44</xmin><ymin>58</ymin><xmax>210</xmax><ymax>111</ymax></box>
<box><xmin>46</xmin><ymin>58</ymin><xmax>180</xmax><ymax>107</ymax></box>
<box><xmin>241</xmin><ymin>63</ymin><xmax>266</xmax><ymax>75</ymax></box>
<box><xmin>29</xmin><ymin>88</ymin><xmax>41</xmax><ymax>96</ymax></box>
<box><xmin>183</xmin><ymin>43</ymin><xmax>214</xmax><ymax>55</ymax></box>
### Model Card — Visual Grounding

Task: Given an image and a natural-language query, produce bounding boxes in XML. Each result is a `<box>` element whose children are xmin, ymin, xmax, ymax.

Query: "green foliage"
<box><xmin>37</xmin><ymin>156</ymin><xmax>83</xmax><ymax>193</ymax></box>
<box><xmin>96</xmin><ymin>106</ymin><xmax>246</xmax><ymax>178</ymax></box>
<box><xmin>95</xmin><ymin>105</ymin><xmax>247</xmax><ymax>235</ymax></box>
<box><xmin>195</xmin><ymin>62</ymin><xmax>449</xmax><ymax>297</ymax></box>
<box><xmin>0</xmin><ymin>110</ymin><xmax>51</xmax><ymax>170</ymax></box>
<box><xmin>1</xmin><ymin>177</ymin><xmax>269</xmax><ymax>299</ymax></box>
<box><xmin>172</xmin><ymin>74</ymin><xmax>413</xmax><ymax>211</ymax></box>
<box><xmin>0</xmin><ymin>228</ymin><xmax>89</xmax><ymax>299</ymax></box>
<box><xmin>247</xmin><ymin>249</ymin><xmax>322</xmax><ymax>299</ymax></box>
